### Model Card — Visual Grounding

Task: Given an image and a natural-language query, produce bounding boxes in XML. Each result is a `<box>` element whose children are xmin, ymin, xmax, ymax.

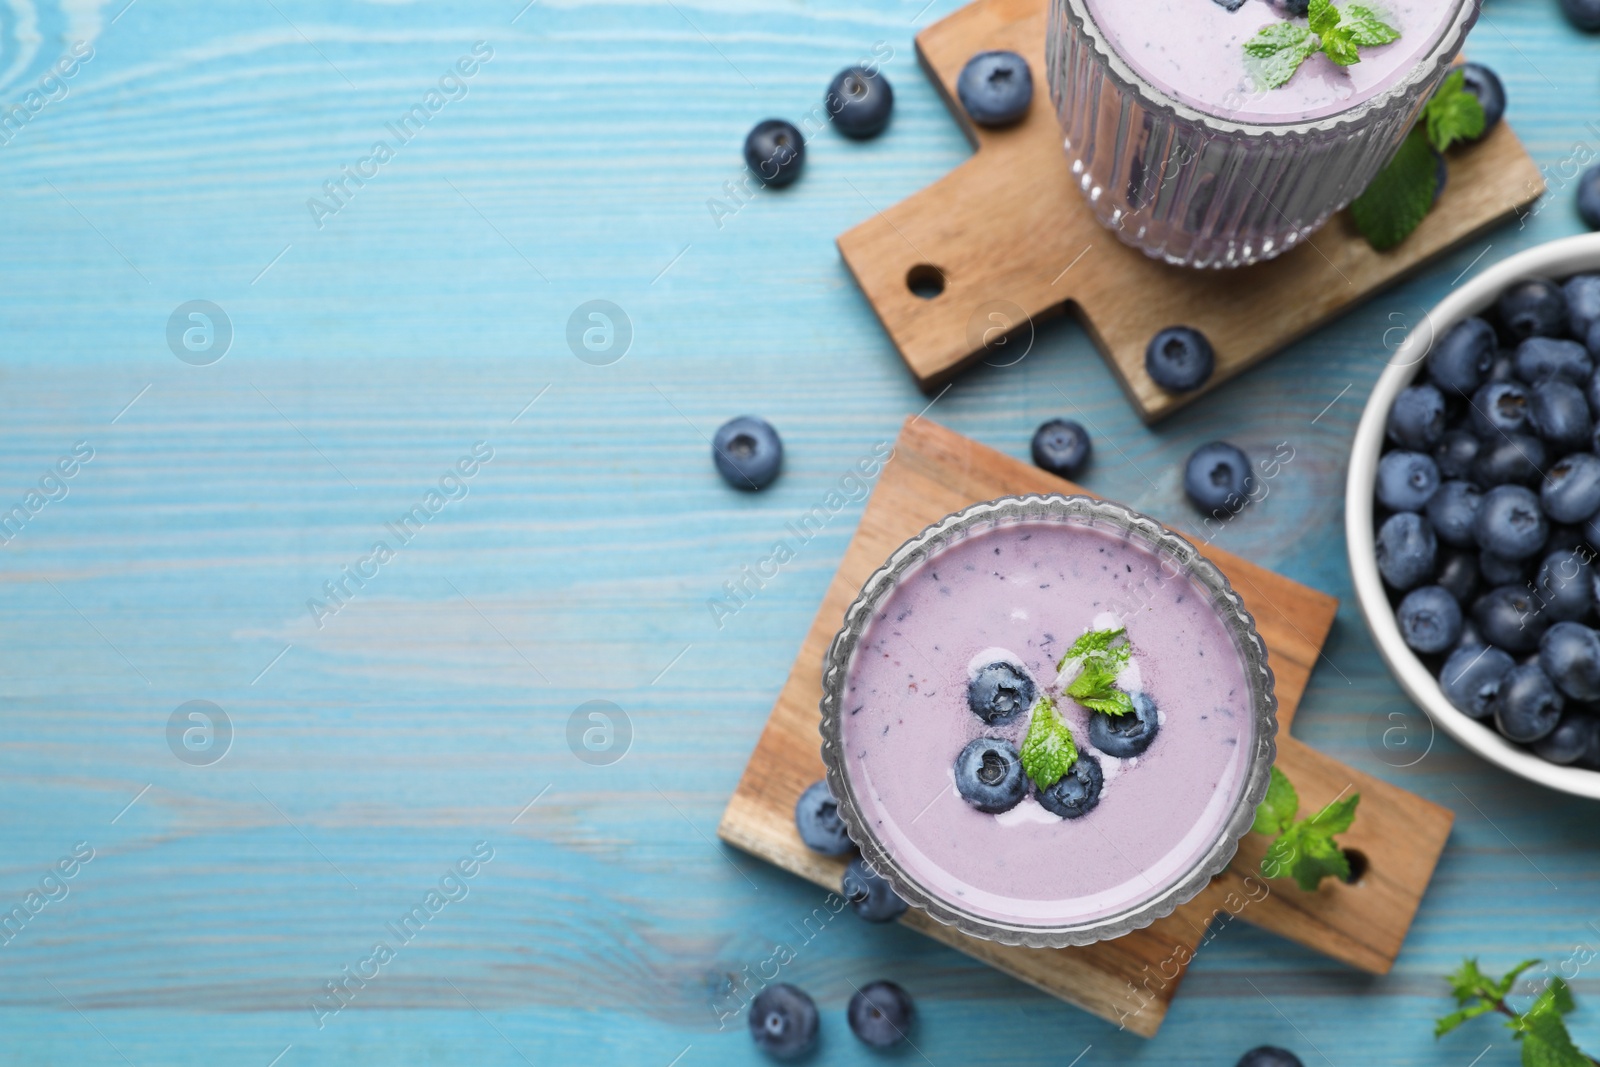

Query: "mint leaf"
<box><xmin>1246</xmin><ymin>0</ymin><xmax>1400</xmax><ymax>89</ymax></box>
<box><xmin>1529</xmin><ymin>977</ymin><xmax>1577</xmax><ymax>1018</ymax></box>
<box><xmin>1059</xmin><ymin>626</ymin><xmax>1136</xmax><ymax>716</ymax></box>
<box><xmin>1518</xmin><ymin>1008</ymin><xmax>1590</xmax><ymax>1067</ymax></box>
<box><xmin>1020</xmin><ymin>695</ymin><xmax>1078</xmax><ymax>790</ymax></box>
<box><xmin>1498</xmin><ymin>960</ymin><xmax>1544</xmax><ymax>1000</ymax></box>
<box><xmin>1255</xmin><ymin>770</ymin><xmax>1360</xmax><ymax>891</ymax></box>
<box><xmin>1351</xmin><ymin>125</ymin><xmax>1437</xmax><ymax>250</ymax></box>
<box><xmin>1448</xmin><ymin>958</ymin><xmax>1498</xmax><ymax>1004</ymax></box>
<box><xmin>1424</xmin><ymin>69</ymin><xmax>1486</xmax><ymax>152</ymax></box>
<box><xmin>1078</xmin><ymin>688</ymin><xmax>1135</xmax><ymax>717</ymax></box>
<box><xmin>1307</xmin><ymin>792</ymin><xmax>1360</xmax><ymax>836</ymax></box>
<box><xmin>1319</xmin><ymin>24</ymin><xmax>1361</xmax><ymax>66</ymax></box>
<box><xmin>1343</xmin><ymin>4</ymin><xmax>1402</xmax><ymax>45</ymax></box>
<box><xmin>1244</xmin><ymin>22</ymin><xmax>1318</xmax><ymax>89</ymax></box>
<box><xmin>1060</xmin><ymin>626</ymin><xmax>1126</xmax><ymax>663</ymax></box>
<box><xmin>1436</xmin><ymin>1001</ymin><xmax>1497</xmax><ymax>1038</ymax></box>
<box><xmin>1252</xmin><ymin>765</ymin><xmax>1299</xmax><ymax>836</ymax></box>
<box><xmin>1308</xmin><ymin>0</ymin><xmax>1339</xmax><ymax>36</ymax></box>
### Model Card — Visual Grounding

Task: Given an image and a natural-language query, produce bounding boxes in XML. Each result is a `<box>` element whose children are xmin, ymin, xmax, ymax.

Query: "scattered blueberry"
<box><xmin>1434</xmin><ymin>429</ymin><xmax>1481</xmax><ymax>481</ymax></box>
<box><xmin>1376</xmin><ymin>512</ymin><xmax>1438</xmax><ymax>591</ymax></box>
<box><xmin>1579</xmin><ymin>164</ymin><xmax>1600</xmax><ymax>231</ymax></box>
<box><xmin>1478</xmin><ymin>551</ymin><xmax>1528</xmax><ymax>587</ymax></box>
<box><xmin>1534</xmin><ymin>548</ymin><xmax>1595</xmax><ymax>622</ymax></box>
<box><xmin>1236</xmin><ymin>1047</ymin><xmax>1305</xmax><ymax>1067</ymax></box>
<box><xmin>1469</xmin><ymin>432</ymin><xmax>1546</xmax><ymax>488</ymax></box>
<box><xmin>1528</xmin><ymin>378</ymin><xmax>1593</xmax><ymax>450</ymax></box>
<box><xmin>1542</xmin><ymin>453</ymin><xmax>1600</xmax><ymax>523</ymax></box>
<box><xmin>967</xmin><ymin>661</ymin><xmax>1036</xmax><ymax>724</ymax></box>
<box><xmin>1533</xmin><ymin>713</ymin><xmax>1600</xmax><ymax>765</ymax></box>
<box><xmin>1563</xmin><ymin>275</ymin><xmax>1600</xmax><ymax>338</ymax></box>
<box><xmin>1087</xmin><ymin>691</ymin><xmax>1160</xmax><ymax>757</ymax></box>
<box><xmin>1440</xmin><ymin>643</ymin><xmax>1514</xmax><ymax>719</ymax></box>
<box><xmin>1540</xmin><ymin>621</ymin><xmax>1600</xmax><ymax>700</ymax></box>
<box><xmin>713</xmin><ymin>416</ymin><xmax>784</xmax><ymax>490</ymax></box>
<box><xmin>1458</xmin><ymin>63</ymin><xmax>1505</xmax><ymax>138</ymax></box>
<box><xmin>1031</xmin><ymin>419</ymin><xmax>1092</xmax><ymax>478</ymax></box>
<box><xmin>1427</xmin><ymin>316</ymin><xmax>1496</xmax><ymax>395</ymax></box>
<box><xmin>1469</xmin><ymin>380</ymin><xmax>1530</xmax><ymax>436</ymax></box>
<box><xmin>744</xmin><ymin>119</ymin><xmax>806</xmax><ymax>188</ymax></box>
<box><xmin>827</xmin><ymin>67</ymin><xmax>893</xmax><ymax>139</ymax></box>
<box><xmin>1560</xmin><ymin>0</ymin><xmax>1600</xmax><ymax>31</ymax></box>
<box><xmin>794</xmin><ymin>779</ymin><xmax>854</xmax><ymax>855</ymax></box>
<box><xmin>1145</xmin><ymin>327</ymin><xmax>1215</xmax><ymax>391</ymax></box>
<box><xmin>1494</xmin><ymin>662</ymin><xmax>1565</xmax><ymax>743</ymax></box>
<box><xmin>1378</xmin><ymin>450</ymin><xmax>1441</xmax><ymax>512</ymax></box>
<box><xmin>749</xmin><ymin>984</ymin><xmax>819</xmax><ymax>1060</ymax></box>
<box><xmin>1514</xmin><ymin>336</ymin><xmax>1592</xmax><ymax>383</ymax></box>
<box><xmin>1397</xmin><ymin>585</ymin><xmax>1463</xmax><ymax>654</ymax></box>
<box><xmin>1035</xmin><ymin>753</ymin><xmax>1104</xmax><ymax>818</ymax></box>
<box><xmin>1472</xmin><ymin>585</ymin><xmax>1549</xmax><ymax>652</ymax></box>
<box><xmin>1436</xmin><ymin>550</ymin><xmax>1480</xmax><ymax>603</ymax></box>
<box><xmin>847</xmin><ymin>981</ymin><xmax>915</xmax><ymax>1049</ymax></box>
<box><xmin>953</xmin><ymin>737</ymin><xmax>1028</xmax><ymax>813</ymax></box>
<box><xmin>1425</xmin><ymin>479</ymin><xmax>1480</xmax><ymax>545</ymax></box>
<box><xmin>1474</xmin><ymin>484</ymin><xmax>1549</xmax><ymax>560</ymax></box>
<box><xmin>956</xmin><ymin>50</ymin><xmax>1033</xmax><ymax>127</ymax></box>
<box><xmin>1386</xmin><ymin>383</ymin><xmax>1447</xmax><ymax>449</ymax></box>
<box><xmin>1497</xmin><ymin>277</ymin><xmax>1567</xmax><ymax>341</ymax></box>
<box><xmin>1184</xmin><ymin>442</ymin><xmax>1255</xmax><ymax>514</ymax></box>
<box><xmin>843</xmin><ymin>857</ymin><xmax>908</xmax><ymax>923</ymax></box>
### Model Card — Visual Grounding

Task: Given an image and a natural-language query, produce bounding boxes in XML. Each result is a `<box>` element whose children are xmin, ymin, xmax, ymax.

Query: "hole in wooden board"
<box><xmin>1342</xmin><ymin>849</ymin><xmax>1369</xmax><ymax>885</ymax></box>
<box><xmin>906</xmin><ymin>264</ymin><xmax>946</xmax><ymax>299</ymax></box>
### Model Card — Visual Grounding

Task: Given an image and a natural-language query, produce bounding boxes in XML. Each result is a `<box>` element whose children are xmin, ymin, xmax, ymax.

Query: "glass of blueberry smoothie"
<box><xmin>1045</xmin><ymin>0</ymin><xmax>1477</xmax><ymax>267</ymax></box>
<box><xmin>819</xmin><ymin>495</ymin><xmax>1277</xmax><ymax>947</ymax></box>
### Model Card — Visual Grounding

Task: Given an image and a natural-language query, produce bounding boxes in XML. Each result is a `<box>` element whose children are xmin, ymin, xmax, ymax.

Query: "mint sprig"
<box><xmin>1252</xmin><ymin>766</ymin><xmax>1361</xmax><ymax>891</ymax></box>
<box><xmin>1243</xmin><ymin>0</ymin><xmax>1399</xmax><ymax>89</ymax></box>
<box><xmin>1056</xmin><ymin>626</ymin><xmax>1135</xmax><ymax>716</ymax></box>
<box><xmin>1019</xmin><ymin>695</ymin><xmax>1078</xmax><ymax>790</ymax></box>
<box><xmin>1436</xmin><ymin>958</ymin><xmax>1598</xmax><ymax>1066</ymax></box>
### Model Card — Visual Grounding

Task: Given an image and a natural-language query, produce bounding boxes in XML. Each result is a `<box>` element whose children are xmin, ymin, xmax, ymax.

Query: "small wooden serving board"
<box><xmin>838</xmin><ymin>0</ymin><xmax>1547</xmax><ymax>422</ymax></box>
<box><xmin>717</xmin><ymin>418</ymin><xmax>1455</xmax><ymax>1036</ymax></box>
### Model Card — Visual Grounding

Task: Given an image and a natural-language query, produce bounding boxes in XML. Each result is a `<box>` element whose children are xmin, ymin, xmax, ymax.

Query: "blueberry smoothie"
<box><xmin>837</xmin><ymin>518</ymin><xmax>1256</xmax><ymax>928</ymax></box>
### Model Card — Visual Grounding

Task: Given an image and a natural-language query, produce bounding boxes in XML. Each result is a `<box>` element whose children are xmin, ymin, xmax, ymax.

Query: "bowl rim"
<box><xmin>1345</xmin><ymin>231</ymin><xmax>1600</xmax><ymax>801</ymax></box>
<box><xmin>818</xmin><ymin>493</ymin><xmax>1279</xmax><ymax>948</ymax></box>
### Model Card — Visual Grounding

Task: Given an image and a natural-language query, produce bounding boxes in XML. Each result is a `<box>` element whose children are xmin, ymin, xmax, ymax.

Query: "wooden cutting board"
<box><xmin>837</xmin><ymin>0</ymin><xmax>1547</xmax><ymax>422</ymax></box>
<box><xmin>717</xmin><ymin>417</ymin><xmax>1455</xmax><ymax>1037</ymax></box>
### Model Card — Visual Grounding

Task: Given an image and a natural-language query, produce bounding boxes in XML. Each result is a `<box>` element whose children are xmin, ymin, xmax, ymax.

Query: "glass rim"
<box><xmin>818</xmin><ymin>494</ymin><xmax>1279</xmax><ymax>948</ymax></box>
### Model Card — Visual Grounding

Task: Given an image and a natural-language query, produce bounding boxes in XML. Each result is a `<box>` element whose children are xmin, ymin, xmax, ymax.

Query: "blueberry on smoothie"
<box><xmin>1236</xmin><ymin>1049</ymin><xmax>1305</xmax><ymax>1067</ymax></box>
<box><xmin>1440</xmin><ymin>644</ymin><xmax>1514</xmax><ymax>719</ymax></box>
<box><xmin>1035</xmin><ymin>752</ymin><xmax>1104</xmax><ymax>819</ymax></box>
<box><xmin>954</xmin><ymin>737</ymin><xmax>1028</xmax><ymax>813</ymax></box>
<box><xmin>1426</xmin><ymin>316</ymin><xmax>1496</xmax><ymax>395</ymax></box>
<box><xmin>1493</xmin><ymin>662</ymin><xmax>1564</xmax><ymax>743</ymax></box>
<box><xmin>1497</xmin><ymin>277</ymin><xmax>1567</xmax><ymax>341</ymax></box>
<box><xmin>1087</xmin><ymin>691</ymin><xmax>1160</xmax><ymax>758</ymax></box>
<box><xmin>794</xmin><ymin>779</ymin><xmax>854</xmax><ymax>855</ymax></box>
<box><xmin>956</xmin><ymin>50</ymin><xmax>1033</xmax><ymax>127</ymax></box>
<box><xmin>967</xmin><ymin>661</ymin><xmax>1036</xmax><ymax>724</ymax></box>
<box><xmin>744</xmin><ymin>119</ymin><xmax>805</xmax><ymax>188</ymax></box>
<box><xmin>749</xmin><ymin>983</ymin><xmax>819</xmax><ymax>1059</ymax></box>
<box><xmin>1031</xmin><ymin>418</ymin><xmax>1092</xmax><ymax>478</ymax></box>
<box><xmin>1458</xmin><ymin>63</ymin><xmax>1504</xmax><ymax>137</ymax></box>
<box><xmin>713</xmin><ymin>416</ymin><xmax>783</xmax><ymax>490</ymax></box>
<box><xmin>847</xmin><ymin>981</ymin><xmax>915</xmax><ymax>1048</ymax></box>
<box><xmin>843</xmin><ymin>857</ymin><xmax>908</xmax><ymax>923</ymax></box>
<box><xmin>1144</xmin><ymin>326</ymin><xmax>1215</xmax><ymax>392</ymax></box>
<box><xmin>826</xmin><ymin>66</ymin><xmax>893</xmax><ymax>139</ymax></box>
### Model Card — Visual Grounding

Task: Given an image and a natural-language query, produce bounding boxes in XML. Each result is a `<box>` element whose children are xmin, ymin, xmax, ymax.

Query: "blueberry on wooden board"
<box><xmin>826</xmin><ymin>67</ymin><xmax>893</xmax><ymax>139</ymax></box>
<box><xmin>744</xmin><ymin>119</ymin><xmax>805</xmax><ymax>188</ymax></box>
<box><xmin>842</xmin><ymin>857</ymin><xmax>907</xmax><ymax>923</ymax></box>
<box><xmin>1458</xmin><ymin>63</ymin><xmax>1505</xmax><ymax>137</ymax></box>
<box><xmin>1144</xmin><ymin>326</ymin><xmax>1215</xmax><ymax>392</ymax></box>
<box><xmin>793</xmin><ymin>780</ymin><xmax>854</xmax><ymax>855</ymax></box>
<box><xmin>956</xmin><ymin>51</ymin><xmax>1033</xmax><ymax>127</ymax></box>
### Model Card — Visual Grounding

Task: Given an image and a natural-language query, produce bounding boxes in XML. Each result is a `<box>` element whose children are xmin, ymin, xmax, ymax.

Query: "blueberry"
<box><xmin>1473</xmin><ymin>585</ymin><xmax>1548</xmax><ymax>652</ymax></box>
<box><xmin>1376</xmin><ymin>512</ymin><xmax>1438</xmax><ymax>590</ymax></box>
<box><xmin>826</xmin><ymin>67</ymin><xmax>893</xmax><ymax>139</ymax></box>
<box><xmin>1434</xmin><ymin>429</ymin><xmax>1481</xmax><ymax>481</ymax></box>
<box><xmin>1490</xmin><ymin>350</ymin><xmax>1517</xmax><ymax>381</ymax></box>
<box><xmin>956</xmin><ymin>50</ymin><xmax>1033</xmax><ymax>127</ymax></box>
<box><xmin>1474</xmin><ymin>484</ymin><xmax>1549</xmax><ymax>560</ymax></box>
<box><xmin>1479</xmin><ymin>551</ymin><xmax>1528</xmax><ymax>587</ymax></box>
<box><xmin>1469</xmin><ymin>432</ymin><xmax>1546</xmax><ymax>488</ymax></box>
<box><xmin>843</xmin><ymin>857</ymin><xmax>907</xmax><ymax>923</ymax></box>
<box><xmin>744</xmin><ymin>119</ymin><xmax>805</xmax><ymax>188</ymax></box>
<box><xmin>1560</xmin><ymin>0</ymin><xmax>1600</xmax><ymax>31</ymax></box>
<box><xmin>1031</xmin><ymin>419</ymin><xmax>1092</xmax><ymax>478</ymax></box>
<box><xmin>1427</xmin><ymin>316</ymin><xmax>1496</xmax><ymax>395</ymax></box>
<box><xmin>1424</xmin><ymin>479</ymin><xmax>1480</xmax><ymax>545</ymax></box>
<box><xmin>1539</xmin><ymin>621</ymin><xmax>1600</xmax><ymax>700</ymax></box>
<box><xmin>794</xmin><ymin>780</ymin><xmax>853</xmax><ymax>855</ymax></box>
<box><xmin>1542</xmin><ymin>453</ymin><xmax>1600</xmax><ymax>523</ymax></box>
<box><xmin>967</xmin><ymin>661</ymin><xmax>1036</xmax><ymax>724</ymax></box>
<box><xmin>713</xmin><ymin>416</ymin><xmax>783</xmax><ymax>490</ymax></box>
<box><xmin>1564</xmin><ymin>275</ymin><xmax>1600</xmax><ymax>338</ymax></box>
<box><xmin>1548</xmin><ymin>523</ymin><xmax>1589</xmax><ymax>555</ymax></box>
<box><xmin>1185</xmin><ymin>442</ymin><xmax>1255</xmax><ymax>513</ymax></box>
<box><xmin>847</xmin><ymin>981</ymin><xmax>914</xmax><ymax>1049</ymax></box>
<box><xmin>1469</xmin><ymin>380</ymin><xmax>1530</xmax><ymax>436</ymax></box>
<box><xmin>1397</xmin><ymin>586</ymin><xmax>1463</xmax><ymax>654</ymax></box>
<box><xmin>1145</xmin><ymin>327</ymin><xmax>1215</xmax><ymax>391</ymax></box>
<box><xmin>1514</xmin><ymin>337</ymin><xmax>1592</xmax><ymax>384</ymax></box>
<box><xmin>953</xmin><ymin>737</ymin><xmax>1028</xmax><ymax>813</ymax></box>
<box><xmin>1498</xmin><ymin>278</ymin><xmax>1567</xmax><ymax>341</ymax></box>
<box><xmin>1236</xmin><ymin>1047</ymin><xmax>1305</xmax><ymax>1067</ymax></box>
<box><xmin>1528</xmin><ymin>379</ymin><xmax>1593</xmax><ymax>450</ymax></box>
<box><xmin>1533</xmin><ymin>713</ymin><xmax>1600</xmax><ymax>764</ymax></box>
<box><xmin>1437</xmin><ymin>549</ymin><xmax>1480</xmax><ymax>603</ymax></box>
<box><xmin>1440</xmin><ymin>643</ymin><xmax>1515</xmax><ymax>718</ymax></box>
<box><xmin>1580</xmin><ymin>164</ymin><xmax>1600</xmax><ymax>231</ymax></box>
<box><xmin>1386</xmin><ymin>384</ymin><xmax>1447</xmax><ymax>449</ymax></box>
<box><xmin>1459</xmin><ymin>63</ymin><xmax>1505</xmax><ymax>138</ymax></box>
<box><xmin>1535</xmin><ymin>549</ymin><xmax>1595</xmax><ymax>622</ymax></box>
<box><xmin>1494</xmin><ymin>662</ymin><xmax>1565</xmax><ymax>742</ymax></box>
<box><xmin>1457</xmin><ymin>618</ymin><xmax>1486</xmax><ymax>648</ymax></box>
<box><xmin>1087</xmin><ymin>691</ymin><xmax>1160</xmax><ymax>757</ymax></box>
<box><xmin>1035</xmin><ymin>753</ymin><xmax>1103</xmax><ymax>818</ymax></box>
<box><xmin>1377</xmin><ymin>450</ymin><xmax>1441</xmax><ymax>512</ymax></box>
<box><xmin>749</xmin><ymin>984</ymin><xmax>819</xmax><ymax>1060</ymax></box>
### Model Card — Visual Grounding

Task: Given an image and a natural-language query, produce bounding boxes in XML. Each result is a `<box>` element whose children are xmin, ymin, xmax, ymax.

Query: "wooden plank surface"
<box><xmin>837</xmin><ymin>0</ymin><xmax>1548</xmax><ymax>420</ymax></box>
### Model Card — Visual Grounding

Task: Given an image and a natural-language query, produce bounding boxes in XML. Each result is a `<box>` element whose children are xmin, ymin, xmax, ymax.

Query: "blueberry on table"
<box><xmin>956</xmin><ymin>50</ymin><xmax>1033</xmax><ymax>127</ymax></box>
<box><xmin>1433</xmin><ymin>429</ymin><xmax>1480</xmax><ymax>481</ymax></box>
<box><xmin>794</xmin><ymin>779</ymin><xmax>854</xmax><ymax>855</ymax></box>
<box><xmin>749</xmin><ymin>984</ymin><xmax>819</xmax><ymax>1060</ymax></box>
<box><xmin>1458</xmin><ymin>63</ymin><xmax>1505</xmax><ymax>138</ymax></box>
<box><xmin>1533</xmin><ymin>713</ymin><xmax>1600</xmax><ymax>765</ymax></box>
<box><xmin>1144</xmin><ymin>326</ymin><xmax>1215</xmax><ymax>392</ymax></box>
<box><xmin>744</xmin><ymin>119</ymin><xmax>805</xmax><ymax>188</ymax></box>
<box><xmin>1385</xmin><ymin>383</ymin><xmax>1446</xmax><ymax>449</ymax></box>
<box><xmin>1377</xmin><ymin>450</ymin><xmax>1441</xmax><ymax>513</ymax></box>
<box><xmin>1427</xmin><ymin>316</ymin><xmax>1496</xmax><ymax>395</ymax></box>
<box><xmin>1435</xmin><ymin>550</ymin><xmax>1480</xmax><ymax>604</ymax></box>
<box><xmin>1440</xmin><ymin>643</ymin><xmax>1514</xmax><ymax>719</ymax></box>
<box><xmin>843</xmin><ymin>856</ymin><xmax>908</xmax><ymax>923</ymax></box>
<box><xmin>953</xmin><ymin>737</ymin><xmax>1028</xmax><ymax>813</ymax></box>
<box><xmin>1184</xmin><ymin>441</ymin><xmax>1255</xmax><ymax>513</ymax></box>
<box><xmin>1397</xmin><ymin>586</ymin><xmax>1463</xmax><ymax>654</ymax></box>
<box><xmin>712</xmin><ymin>416</ymin><xmax>783</xmax><ymax>490</ymax></box>
<box><xmin>826</xmin><ymin>66</ymin><xmax>893</xmax><ymax>139</ymax></box>
<box><xmin>1236</xmin><ymin>1047</ymin><xmax>1305</xmax><ymax>1067</ymax></box>
<box><xmin>1494</xmin><ymin>662</ymin><xmax>1565</xmax><ymax>743</ymax></box>
<box><xmin>1539</xmin><ymin>621</ymin><xmax>1600</xmax><ymax>700</ymax></box>
<box><xmin>1560</xmin><ymin>0</ymin><xmax>1600</xmax><ymax>31</ymax></box>
<box><xmin>1472</xmin><ymin>585</ymin><xmax>1549</xmax><ymax>652</ymax></box>
<box><xmin>1468</xmin><ymin>432</ymin><xmax>1545</xmax><ymax>489</ymax></box>
<box><xmin>1031</xmin><ymin>418</ymin><xmax>1092</xmax><ymax>478</ymax></box>
<box><xmin>1527</xmin><ymin>378</ymin><xmax>1593</xmax><ymax>450</ymax></box>
<box><xmin>1468</xmin><ymin>380</ymin><xmax>1529</xmax><ymax>436</ymax></box>
<box><xmin>1579</xmin><ymin>164</ymin><xmax>1600</xmax><ymax>231</ymax></box>
<box><xmin>847</xmin><ymin>981</ymin><xmax>915</xmax><ymax>1048</ymax></box>
<box><xmin>1534</xmin><ymin>549</ymin><xmax>1595</xmax><ymax>623</ymax></box>
<box><xmin>1514</xmin><ymin>337</ymin><xmax>1592</xmax><ymax>384</ymax></box>
<box><xmin>1035</xmin><ymin>752</ymin><xmax>1103</xmax><ymax>818</ymax></box>
<box><xmin>1563</xmin><ymin>274</ymin><xmax>1600</xmax><ymax>337</ymax></box>
<box><xmin>1425</xmin><ymin>480</ymin><xmax>1481</xmax><ymax>546</ymax></box>
<box><xmin>1088</xmin><ymin>691</ymin><xmax>1160</xmax><ymax>757</ymax></box>
<box><xmin>1375</xmin><ymin>512</ymin><xmax>1438</xmax><ymax>591</ymax></box>
<box><xmin>967</xmin><ymin>661</ymin><xmax>1036</xmax><ymax>724</ymax></box>
<box><xmin>1496</xmin><ymin>277</ymin><xmax>1567</xmax><ymax>341</ymax></box>
<box><xmin>1478</xmin><ymin>551</ymin><xmax>1528</xmax><ymax>587</ymax></box>
<box><xmin>1541</xmin><ymin>452</ymin><xmax>1600</xmax><ymax>523</ymax></box>
<box><xmin>1473</xmin><ymin>484</ymin><xmax>1548</xmax><ymax>560</ymax></box>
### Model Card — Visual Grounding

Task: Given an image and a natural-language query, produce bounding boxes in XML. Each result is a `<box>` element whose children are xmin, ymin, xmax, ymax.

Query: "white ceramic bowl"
<box><xmin>1347</xmin><ymin>232</ymin><xmax>1600</xmax><ymax>801</ymax></box>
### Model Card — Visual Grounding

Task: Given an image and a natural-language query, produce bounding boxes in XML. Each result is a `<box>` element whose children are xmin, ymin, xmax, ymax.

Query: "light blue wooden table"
<box><xmin>1</xmin><ymin>0</ymin><xmax>1597</xmax><ymax>1063</ymax></box>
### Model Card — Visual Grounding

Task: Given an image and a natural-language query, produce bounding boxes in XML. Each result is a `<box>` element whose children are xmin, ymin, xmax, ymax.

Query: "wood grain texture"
<box><xmin>836</xmin><ymin>0</ymin><xmax>1548</xmax><ymax>419</ymax></box>
<box><xmin>719</xmin><ymin>417</ymin><xmax>1452</xmax><ymax>1032</ymax></box>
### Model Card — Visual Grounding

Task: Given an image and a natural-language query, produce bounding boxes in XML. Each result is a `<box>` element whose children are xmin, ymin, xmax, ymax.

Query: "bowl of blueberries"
<box><xmin>1348</xmin><ymin>232</ymin><xmax>1600</xmax><ymax>799</ymax></box>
